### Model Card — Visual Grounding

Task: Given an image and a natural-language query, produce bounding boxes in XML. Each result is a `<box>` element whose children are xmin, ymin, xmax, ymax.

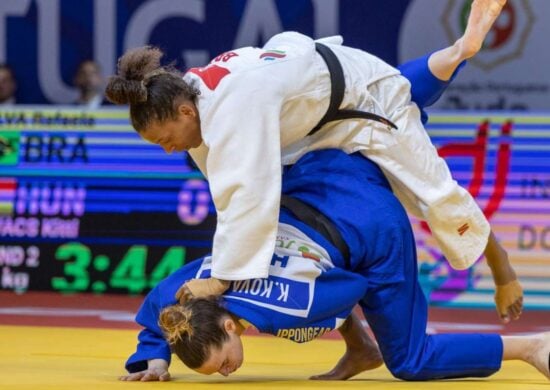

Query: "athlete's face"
<box><xmin>195</xmin><ymin>318</ymin><xmax>244</xmax><ymax>377</ymax></box>
<box><xmin>141</xmin><ymin>101</ymin><xmax>202</xmax><ymax>154</ymax></box>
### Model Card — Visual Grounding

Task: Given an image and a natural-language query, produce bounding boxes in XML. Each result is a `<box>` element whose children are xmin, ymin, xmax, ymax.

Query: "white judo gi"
<box><xmin>184</xmin><ymin>32</ymin><xmax>490</xmax><ymax>280</ymax></box>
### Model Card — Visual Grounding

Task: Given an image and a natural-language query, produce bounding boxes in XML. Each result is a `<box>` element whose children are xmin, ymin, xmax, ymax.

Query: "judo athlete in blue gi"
<box><xmin>121</xmin><ymin>148</ymin><xmax>550</xmax><ymax>382</ymax></box>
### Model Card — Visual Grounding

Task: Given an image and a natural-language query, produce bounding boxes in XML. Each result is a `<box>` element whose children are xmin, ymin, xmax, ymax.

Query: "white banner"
<box><xmin>399</xmin><ymin>0</ymin><xmax>550</xmax><ymax>110</ymax></box>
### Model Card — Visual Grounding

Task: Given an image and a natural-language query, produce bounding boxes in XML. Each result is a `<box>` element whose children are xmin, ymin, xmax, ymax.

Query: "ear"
<box><xmin>223</xmin><ymin>317</ymin><xmax>237</xmax><ymax>334</ymax></box>
<box><xmin>177</xmin><ymin>102</ymin><xmax>196</xmax><ymax>118</ymax></box>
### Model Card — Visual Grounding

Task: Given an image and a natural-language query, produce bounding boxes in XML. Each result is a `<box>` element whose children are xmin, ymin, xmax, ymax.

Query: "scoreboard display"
<box><xmin>0</xmin><ymin>107</ymin><xmax>215</xmax><ymax>294</ymax></box>
<box><xmin>1</xmin><ymin>107</ymin><xmax>550</xmax><ymax>309</ymax></box>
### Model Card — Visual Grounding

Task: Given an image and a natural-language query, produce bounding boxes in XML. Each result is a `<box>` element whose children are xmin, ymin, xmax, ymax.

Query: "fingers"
<box><xmin>120</xmin><ymin>368</ymin><xmax>171</xmax><ymax>382</ymax></box>
<box><xmin>495</xmin><ymin>279</ymin><xmax>524</xmax><ymax>324</ymax></box>
<box><xmin>175</xmin><ymin>283</ymin><xmax>194</xmax><ymax>304</ymax></box>
<box><xmin>509</xmin><ymin>296</ymin><xmax>523</xmax><ymax>320</ymax></box>
<box><xmin>499</xmin><ymin>312</ymin><xmax>510</xmax><ymax>324</ymax></box>
<box><xmin>119</xmin><ymin>371</ymin><xmax>146</xmax><ymax>381</ymax></box>
<box><xmin>141</xmin><ymin>372</ymin><xmax>160</xmax><ymax>382</ymax></box>
<box><xmin>498</xmin><ymin>296</ymin><xmax>523</xmax><ymax>324</ymax></box>
<box><xmin>175</xmin><ymin>278</ymin><xmax>230</xmax><ymax>303</ymax></box>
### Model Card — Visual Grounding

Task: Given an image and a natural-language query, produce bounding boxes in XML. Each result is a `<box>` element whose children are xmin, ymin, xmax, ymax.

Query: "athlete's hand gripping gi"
<box><xmin>176</xmin><ymin>277</ymin><xmax>230</xmax><ymax>304</ymax></box>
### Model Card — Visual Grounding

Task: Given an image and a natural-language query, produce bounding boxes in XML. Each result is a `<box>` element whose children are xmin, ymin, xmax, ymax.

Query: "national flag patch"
<box><xmin>0</xmin><ymin>132</ymin><xmax>20</xmax><ymax>166</ymax></box>
<box><xmin>0</xmin><ymin>178</ymin><xmax>16</xmax><ymax>215</ymax></box>
<box><xmin>300</xmin><ymin>250</ymin><xmax>321</xmax><ymax>262</ymax></box>
<box><xmin>259</xmin><ymin>50</ymin><xmax>286</xmax><ymax>61</ymax></box>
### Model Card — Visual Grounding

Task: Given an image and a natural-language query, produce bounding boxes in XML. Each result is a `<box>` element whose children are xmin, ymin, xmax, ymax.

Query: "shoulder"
<box><xmin>263</xmin><ymin>31</ymin><xmax>314</xmax><ymax>49</ymax></box>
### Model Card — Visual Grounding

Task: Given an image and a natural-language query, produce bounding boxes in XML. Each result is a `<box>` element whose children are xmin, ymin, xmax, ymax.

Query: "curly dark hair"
<box><xmin>105</xmin><ymin>46</ymin><xmax>199</xmax><ymax>132</ymax></box>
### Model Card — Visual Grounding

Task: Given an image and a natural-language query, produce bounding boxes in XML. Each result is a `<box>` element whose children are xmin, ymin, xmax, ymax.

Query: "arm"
<box><xmin>484</xmin><ymin>231</ymin><xmax>523</xmax><ymax>323</ymax></box>
<box><xmin>121</xmin><ymin>288</ymin><xmax>173</xmax><ymax>381</ymax></box>
<box><xmin>179</xmin><ymin>75</ymin><xmax>284</xmax><ymax>301</ymax></box>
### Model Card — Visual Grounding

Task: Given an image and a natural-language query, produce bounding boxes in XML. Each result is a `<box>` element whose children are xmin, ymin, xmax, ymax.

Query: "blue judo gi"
<box><xmin>126</xmin><ymin>55</ymin><xmax>502</xmax><ymax>380</ymax></box>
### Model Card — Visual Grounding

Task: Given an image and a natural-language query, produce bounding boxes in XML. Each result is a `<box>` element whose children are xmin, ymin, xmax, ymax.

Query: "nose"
<box><xmin>161</xmin><ymin>144</ymin><xmax>174</xmax><ymax>154</ymax></box>
<box><xmin>220</xmin><ymin>365</ymin><xmax>236</xmax><ymax>376</ymax></box>
<box><xmin>219</xmin><ymin>369</ymin><xmax>229</xmax><ymax>377</ymax></box>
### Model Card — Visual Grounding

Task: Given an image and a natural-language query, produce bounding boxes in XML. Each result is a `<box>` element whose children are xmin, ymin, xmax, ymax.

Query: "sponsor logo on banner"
<box><xmin>409</xmin><ymin>113</ymin><xmax>550</xmax><ymax>310</ymax></box>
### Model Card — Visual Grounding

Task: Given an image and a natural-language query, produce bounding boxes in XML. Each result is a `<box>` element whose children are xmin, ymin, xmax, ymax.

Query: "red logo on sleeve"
<box><xmin>457</xmin><ymin>223</ymin><xmax>470</xmax><ymax>236</ymax></box>
<box><xmin>187</xmin><ymin>65</ymin><xmax>230</xmax><ymax>90</ymax></box>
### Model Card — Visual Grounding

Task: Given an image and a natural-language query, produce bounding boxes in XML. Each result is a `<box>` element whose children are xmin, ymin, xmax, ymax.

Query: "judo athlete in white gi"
<box><xmin>120</xmin><ymin>148</ymin><xmax>550</xmax><ymax>382</ymax></box>
<box><xmin>106</xmin><ymin>0</ymin><xmax>521</xmax><ymax>318</ymax></box>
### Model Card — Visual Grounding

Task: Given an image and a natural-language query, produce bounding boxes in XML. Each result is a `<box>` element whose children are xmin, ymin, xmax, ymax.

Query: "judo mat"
<box><xmin>1</xmin><ymin>291</ymin><xmax>549</xmax><ymax>390</ymax></box>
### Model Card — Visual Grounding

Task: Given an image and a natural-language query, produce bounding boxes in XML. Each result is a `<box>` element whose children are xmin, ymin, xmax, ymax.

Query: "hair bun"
<box><xmin>105</xmin><ymin>75</ymin><xmax>147</xmax><ymax>105</ymax></box>
<box><xmin>105</xmin><ymin>46</ymin><xmax>164</xmax><ymax>106</ymax></box>
<box><xmin>159</xmin><ymin>305</ymin><xmax>194</xmax><ymax>344</ymax></box>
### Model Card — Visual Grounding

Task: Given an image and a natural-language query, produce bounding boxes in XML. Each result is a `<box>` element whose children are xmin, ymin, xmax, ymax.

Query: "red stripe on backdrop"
<box><xmin>0</xmin><ymin>180</ymin><xmax>16</xmax><ymax>191</ymax></box>
<box><xmin>0</xmin><ymin>291</ymin><xmax>142</xmax><ymax>330</ymax></box>
<box><xmin>1</xmin><ymin>292</ymin><xmax>549</xmax><ymax>337</ymax></box>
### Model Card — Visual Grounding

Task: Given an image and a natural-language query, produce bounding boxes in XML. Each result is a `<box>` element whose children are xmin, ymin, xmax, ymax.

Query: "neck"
<box><xmin>230</xmin><ymin>314</ymin><xmax>248</xmax><ymax>335</ymax></box>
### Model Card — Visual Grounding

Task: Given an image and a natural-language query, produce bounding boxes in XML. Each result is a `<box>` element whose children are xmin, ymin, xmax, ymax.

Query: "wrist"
<box><xmin>488</xmin><ymin>256</ymin><xmax>516</xmax><ymax>285</ymax></box>
<box><xmin>147</xmin><ymin>359</ymin><xmax>169</xmax><ymax>370</ymax></box>
<box><xmin>213</xmin><ymin>278</ymin><xmax>230</xmax><ymax>289</ymax></box>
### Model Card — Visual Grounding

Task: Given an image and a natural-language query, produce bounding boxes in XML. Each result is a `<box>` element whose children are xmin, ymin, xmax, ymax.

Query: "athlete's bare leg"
<box><xmin>428</xmin><ymin>0</ymin><xmax>507</xmax><ymax>80</ymax></box>
<box><xmin>503</xmin><ymin>333</ymin><xmax>550</xmax><ymax>380</ymax></box>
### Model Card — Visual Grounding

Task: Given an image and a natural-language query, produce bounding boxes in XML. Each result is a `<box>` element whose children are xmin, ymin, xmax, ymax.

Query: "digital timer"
<box><xmin>51</xmin><ymin>243</ymin><xmax>187</xmax><ymax>294</ymax></box>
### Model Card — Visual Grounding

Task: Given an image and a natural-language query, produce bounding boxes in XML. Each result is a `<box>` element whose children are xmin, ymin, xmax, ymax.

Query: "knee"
<box><xmin>390</xmin><ymin>369</ymin><xmax>425</xmax><ymax>381</ymax></box>
<box><xmin>389</xmin><ymin>366</ymin><xmax>426</xmax><ymax>381</ymax></box>
<box><xmin>386</xmin><ymin>360</ymin><xmax>433</xmax><ymax>381</ymax></box>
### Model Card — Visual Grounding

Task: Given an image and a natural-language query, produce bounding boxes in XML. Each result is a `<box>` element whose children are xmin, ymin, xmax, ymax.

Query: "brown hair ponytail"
<box><xmin>158</xmin><ymin>297</ymin><xmax>230</xmax><ymax>369</ymax></box>
<box><xmin>105</xmin><ymin>46</ymin><xmax>199</xmax><ymax>132</ymax></box>
<box><xmin>159</xmin><ymin>305</ymin><xmax>194</xmax><ymax>344</ymax></box>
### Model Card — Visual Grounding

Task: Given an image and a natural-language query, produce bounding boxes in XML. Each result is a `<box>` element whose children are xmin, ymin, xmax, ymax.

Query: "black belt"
<box><xmin>309</xmin><ymin>43</ymin><xmax>398</xmax><ymax>136</ymax></box>
<box><xmin>281</xmin><ymin>194</ymin><xmax>350</xmax><ymax>268</ymax></box>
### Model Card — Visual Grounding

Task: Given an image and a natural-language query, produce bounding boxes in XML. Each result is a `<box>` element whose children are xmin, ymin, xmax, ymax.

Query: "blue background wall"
<box><xmin>3</xmin><ymin>0</ymin><xmax>410</xmax><ymax>104</ymax></box>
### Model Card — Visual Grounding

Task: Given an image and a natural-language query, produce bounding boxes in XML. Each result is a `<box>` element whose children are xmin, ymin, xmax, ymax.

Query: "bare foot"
<box><xmin>526</xmin><ymin>332</ymin><xmax>550</xmax><ymax>380</ymax></box>
<box><xmin>309</xmin><ymin>347</ymin><xmax>383</xmax><ymax>380</ymax></box>
<box><xmin>458</xmin><ymin>0</ymin><xmax>507</xmax><ymax>59</ymax></box>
